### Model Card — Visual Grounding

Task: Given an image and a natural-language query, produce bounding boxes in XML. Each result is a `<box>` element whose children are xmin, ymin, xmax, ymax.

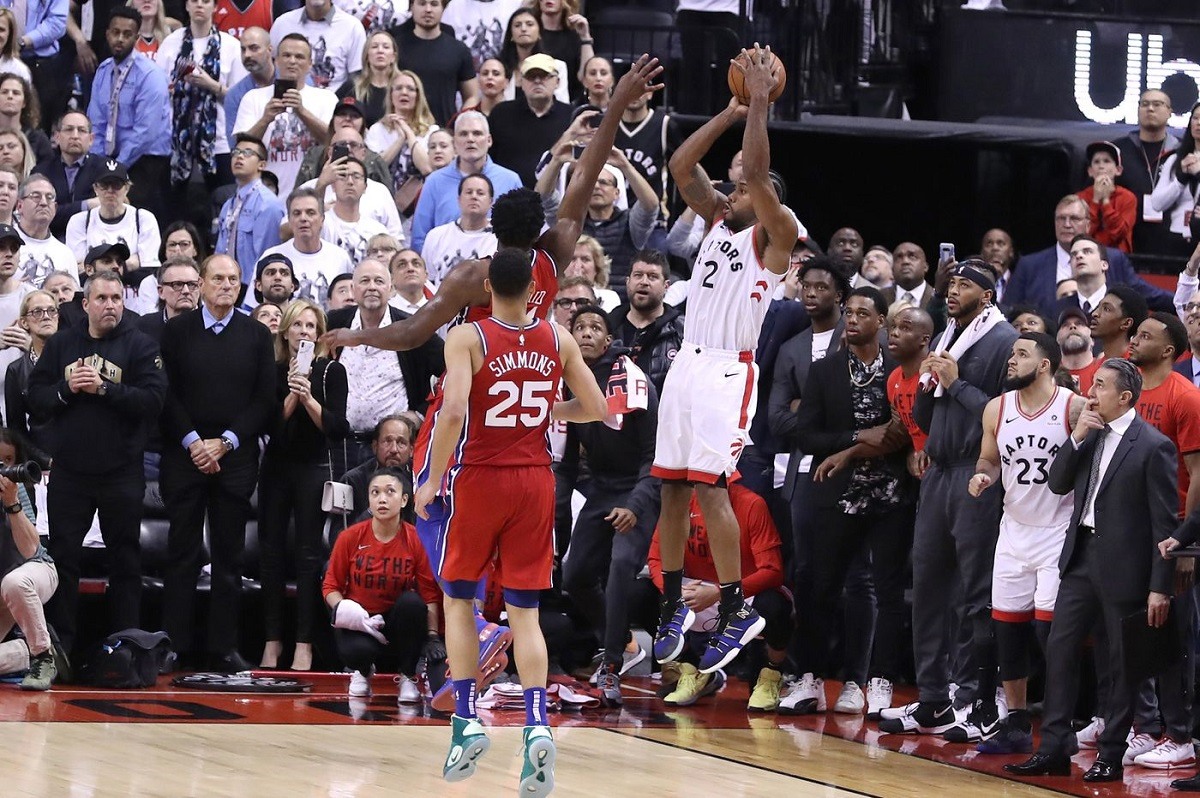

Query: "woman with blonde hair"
<box><xmin>0</xmin><ymin>10</ymin><xmax>30</xmax><ymax>82</ymax></box>
<box><xmin>129</xmin><ymin>0</ymin><xmax>181</xmax><ymax>56</ymax></box>
<box><xmin>364</xmin><ymin>69</ymin><xmax>439</xmax><ymax>218</ymax></box>
<box><xmin>0</xmin><ymin>74</ymin><xmax>52</xmax><ymax>166</ymax></box>
<box><xmin>259</xmin><ymin>299</ymin><xmax>349</xmax><ymax>671</ymax></box>
<box><xmin>526</xmin><ymin>0</ymin><xmax>593</xmax><ymax>100</ymax></box>
<box><xmin>569</xmin><ymin>235</ymin><xmax>619</xmax><ymax>310</ymax></box>
<box><xmin>336</xmin><ymin>30</ymin><xmax>399</xmax><ymax>128</ymax></box>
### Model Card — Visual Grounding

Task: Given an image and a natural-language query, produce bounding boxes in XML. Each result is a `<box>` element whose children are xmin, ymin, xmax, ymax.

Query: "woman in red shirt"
<box><xmin>323</xmin><ymin>469</ymin><xmax>442</xmax><ymax>702</ymax></box>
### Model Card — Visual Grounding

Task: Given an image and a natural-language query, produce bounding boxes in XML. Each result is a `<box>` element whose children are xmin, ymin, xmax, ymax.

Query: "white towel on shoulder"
<box><xmin>919</xmin><ymin>305</ymin><xmax>1007</xmax><ymax>397</ymax></box>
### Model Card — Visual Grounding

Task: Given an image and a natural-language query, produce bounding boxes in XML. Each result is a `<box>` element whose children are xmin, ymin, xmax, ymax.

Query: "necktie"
<box><xmin>106</xmin><ymin>59</ymin><xmax>135</xmax><ymax>156</ymax></box>
<box><xmin>226</xmin><ymin>191</ymin><xmax>246</xmax><ymax>259</ymax></box>
<box><xmin>64</xmin><ymin>162</ymin><xmax>79</xmax><ymax>193</ymax></box>
<box><xmin>1081</xmin><ymin>300</ymin><xmax>1092</xmax><ymax>315</ymax></box>
<box><xmin>212</xmin><ymin>321</ymin><xmax>224</xmax><ymax>335</ymax></box>
<box><xmin>903</xmin><ymin>291</ymin><xmax>915</xmax><ymax>305</ymax></box>
<box><xmin>1082</xmin><ymin>424</ymin><xmax>1111</xmax><ymax>525</ymax></box>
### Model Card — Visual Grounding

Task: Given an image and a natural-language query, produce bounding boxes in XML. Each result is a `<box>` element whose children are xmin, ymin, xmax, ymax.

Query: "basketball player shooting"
<box><xmin>414</xmin><ymin>248</ymin><xmax>607</xmax><ymax>796</ymax></box>
<box><xmin>651</xmin><ymin>44</ymin><xmax>805</xmax><ymax>675</ymax></box>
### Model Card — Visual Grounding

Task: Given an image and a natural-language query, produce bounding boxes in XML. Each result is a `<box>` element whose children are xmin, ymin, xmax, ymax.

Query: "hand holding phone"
<box><xmin>938</xmin><ymin>242</ymin><xmax>955</xmax><ymax>264</ymax></box>
<box><xmin>273</xmin><ymin>79</ymin><xmax>297</xmax><ymax>100</ymax></box>
<box><xmin>295</xmin><ymin>339</ymin><xmax>315</xmax><ymax>376</ymax></box>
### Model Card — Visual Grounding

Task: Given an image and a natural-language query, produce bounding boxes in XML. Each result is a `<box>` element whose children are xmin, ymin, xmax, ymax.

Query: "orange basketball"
<box><xmin>728</xmin><ymin>50</ymin><xmax>787</xmax><ymax>105</ymax></box>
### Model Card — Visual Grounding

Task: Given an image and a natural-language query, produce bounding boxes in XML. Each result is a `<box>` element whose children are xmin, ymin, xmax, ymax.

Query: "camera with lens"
<box><xmin>0</xmin><ymin>461</ymin><xmax>41</xmax><ymax>483</ymax></box>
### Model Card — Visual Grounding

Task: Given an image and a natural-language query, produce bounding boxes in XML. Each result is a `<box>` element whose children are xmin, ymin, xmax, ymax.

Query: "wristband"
<box><xmin>579</xmin><ymin>38</ymin><xmax>593</xmax><ymax>45</ymax></box>
<box><xmin>4</xmin><ymin>502</ymin><xmax>22</xmax><ymax>514</ymax></box>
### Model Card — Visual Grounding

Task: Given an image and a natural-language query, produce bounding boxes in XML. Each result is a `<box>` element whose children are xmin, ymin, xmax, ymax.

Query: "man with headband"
<box><xmin>879</xmin><ymin>257</ymin><xmax>1019</xmax><ymax>743</ymax></box>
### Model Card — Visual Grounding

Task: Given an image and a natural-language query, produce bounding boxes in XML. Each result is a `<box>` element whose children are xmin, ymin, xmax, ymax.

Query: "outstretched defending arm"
<box><xmin>541</xmin><ymin>55</ymin><xmax>664</xmax><ymax>270</ymax></box>
<box><xmin>738</xmin><ymin>45</ymin><xmax>800</xmax><ymax>276</ymax></box>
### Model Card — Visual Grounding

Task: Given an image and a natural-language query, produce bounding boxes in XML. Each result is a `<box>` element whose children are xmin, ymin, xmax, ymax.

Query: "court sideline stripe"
<box><xmin>600</xmin><ymin>726</ymin><xmax>885</xmax><ymax>798</ymax></box>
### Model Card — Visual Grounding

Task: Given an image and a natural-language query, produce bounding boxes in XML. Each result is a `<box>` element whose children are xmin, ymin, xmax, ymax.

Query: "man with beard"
<box><xmin>879</xmin><ymin>259</ymin><xmax>1018</xmax><ymax>741</ymax></box>
<box><xmin>969</xmin><ymin>334</ymin><xmax>1085</xmax><ymax>754</ymax></box>
<box><xmin>1057</xmin><ymin>306</ymin><xmax>1101</xmax><ymax>395</ymax></box>
<box><xmin>560</xmin><ymin>305</ymin><xmax>659</xmax><ymax>706</ymax></box>
<box><xmin>1091</xmin><ymin>285</ymin><xmax>1147</xmax><ymax>362</ymax></box>
<box><xmin>249</xmin><ymin>252</ymin><xmax>298</xmax><ymax>311</ymax></box>
<box><xmin>828</xmin><ymin>227</ymin><xmax>864</xmax><ymax>284</ymax></box>
<box><xmin>611</xmin><ymin>249</ymin><xmax>682</xmax><ymax>396</ymax></box>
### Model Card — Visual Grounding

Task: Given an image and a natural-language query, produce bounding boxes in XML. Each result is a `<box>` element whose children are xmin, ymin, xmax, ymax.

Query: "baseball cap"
<box><xmin>1085</xmin><ymin>141</ymin><xmax>1121</xmax><ymax>169</ymax></box>
<box><xmin>1058</xmin><ymin>304</ymin><xmax>1090</xmax><ymax>327</ymax></box>
<box><xmin>255</xmin><ymin>252</ymin><xmax>294</xmax><ymax>282</ymax></box>
<box><xmin>0</xmin><ymin>223</ymin><xmax>23</xmax><ymax>248</ymax></box>
<box><xmin>85</xmin><ymin>241</ymin><xmax>130</xmax><ymax>265</ymax></box>
<box><xmin>334</xmin><ymin>96</ymin><xmax>364</xmax><ymax>117</ymax></box>
<box><xmin>94</xmin><ymin>158</ymin><xmax>130</xmax><ymax>184</ymax></box>
<box><xmin>519</xmin><ymin>54</ymin><xmax>558</xmax><ymax>77</ymax></box>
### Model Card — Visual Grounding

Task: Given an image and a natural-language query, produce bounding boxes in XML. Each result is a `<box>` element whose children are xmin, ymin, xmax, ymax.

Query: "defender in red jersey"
<box><xmin>415</xmin><ymin>248</ymin><xmax>606</xmax><ymax>794</ymax></box>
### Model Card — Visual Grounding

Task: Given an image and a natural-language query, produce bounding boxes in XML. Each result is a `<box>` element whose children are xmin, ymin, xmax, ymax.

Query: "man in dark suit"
<box><xmin>137</xmin><ymin>258</ymin><xmax>199</xmax><ymax>343</ymax></box>
<box><xmin>159</xmin><ymin>254</ymin><xmax>277</xmax><ymax>672</ymax></box>
<box><xmin>883</xmin><ymin>242</ymin><xmax>934</xmax><ymax>311</ymax></box>
<box><xmin>1006</xmin><ymin>358</ymin><xmax>1178</xmax><ymax>782</ymax></box>
<box><xmin>1004</xmin><ymin>194</ymin><xmax>1173</xmax><ymax>318</ymax></box>
<box><xmin>326</xmin><ymin>258</ymin><xmax>445</xmax><ymax>465</ymax></box>
<box><xmin>787</xmin><ymin>286</ymin><xmax>911</xmax><ymax>717</ymax></box>
<box><xmin>33</xmin><ymin>111</ymin><xmax>106</xmax><ymax>240</ymax></box>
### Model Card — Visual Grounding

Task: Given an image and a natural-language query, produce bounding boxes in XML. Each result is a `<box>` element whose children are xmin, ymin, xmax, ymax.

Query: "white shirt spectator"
<box><xmin>155</xmin><ymin>27</ymin><xmax>248</xmax><ymax>156</ymax></box>
<box><xmin>16</xmin><ymin>227</ymin><xmax>78</xmax><ymax>289</ymax></box>
<box><xmin>321</xmin><ymin>209</ymin><xmax>390</xmax><ymax>265</ymax></box>
<box><xmin>0</xmin><ymin>57</ymin><xmax>30</xmax><ymax>82</ymax></box>
<box><xmin>299</xmin><ymin>176</ymin><xmax>404</xmax><ymax>241</ymax></box>
<box><xmin>441</xmin><ymin>0</ymin><xmax>523</xmax><ymax>69</ymax></box>
<box><xmin>65</xmin><ymin>205</ymin><xmax>162</xmax><ymax>270</ymax></box>
<box><xmin>234</xmin><ymin>84</ymin><xmax>339</xmax><ymax>196</ymax></box>
<box><xmin>270</xmin><ymin>6</ymin><xmax>367</xmax><ymax>91</ymax></box>
<box><xmin>340</xmin><ymin>310</ymin><xmax>409</xmax><ymax>433</ymax></box>
<box><xmin>334</xmin><ymin>0</ymin><xmax>409</xmax><ymax>32</ymax></box>
<box><xmin>421</xmin><ymin>220</ymin><xmax>497</xmax><ymax>285</ymax></box>
<box><xmin>389</xmin><ymin>288</ymin><xmax>431</xmax><ymax>315</ymax></box>
<box><xmin>260</xmin><ymin>238</ymin><xmax>354</xmax><ymax>308</ymax></box>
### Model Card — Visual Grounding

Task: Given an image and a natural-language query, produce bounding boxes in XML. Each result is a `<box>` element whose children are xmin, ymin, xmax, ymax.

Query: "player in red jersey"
<box><xmin>415</xmin><ymin>248</ymin><xmax>606</xmax><ymax>796</ymax></box>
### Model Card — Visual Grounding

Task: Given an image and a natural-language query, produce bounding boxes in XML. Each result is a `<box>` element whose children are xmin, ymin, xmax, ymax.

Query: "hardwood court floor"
<box><xmin>0</xmin><ymin>674</ymin><xmax>1186</xmax><ymax>798</ymax></box>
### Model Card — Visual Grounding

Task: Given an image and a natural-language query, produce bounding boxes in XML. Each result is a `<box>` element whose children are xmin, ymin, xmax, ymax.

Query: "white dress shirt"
<box><xmin>1080</xmin><ymin>407</ymin><xmax>1136</xmax><ymax>527</ymax></box>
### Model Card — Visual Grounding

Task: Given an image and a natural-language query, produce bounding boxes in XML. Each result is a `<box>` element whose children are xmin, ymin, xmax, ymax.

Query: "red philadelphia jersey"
<box><xmin>415</xmin><ymin>249</ymin><xmax>559</xmax><ymax>481</ymax></box>
<box><xmin>454</xmin><ymin>317</ymin><xmax>563</xmax><ymax>467</ymax></box>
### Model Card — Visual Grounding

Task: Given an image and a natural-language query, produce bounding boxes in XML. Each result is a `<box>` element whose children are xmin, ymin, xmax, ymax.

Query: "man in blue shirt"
<box><xmin>215</xmin><ymin>133</ymin><xmax>285</xmax><ymax>289</ymax></box>
<box><xmin>409</xmin><ymin>110</ymin><xmax>521</xmax><ymax>252</ymax></box>
<box><xmin>86</xmin><ymin>6</ymin><xmax>170</xmax><ymax>220</ymax></box>
<box><xmin>18</xmin><ymin>0</ymin><xmax>68</xmax><ymax>132</ymax></box>
<box><xmin>224</xmin><ymin>27</ymin><xmax>275</xmax><ymax>148</ymax></box>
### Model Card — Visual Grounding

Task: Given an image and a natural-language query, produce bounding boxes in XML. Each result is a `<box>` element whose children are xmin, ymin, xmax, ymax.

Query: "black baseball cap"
<box><xmin>1085</xmin><ymin>141</ymin><xmax>1122</xmax><ymax>169</ymax></box>
<box><xmin>254</xmin><ymin>252</ymin><xmax>295</xmax><ymax>302</ymax></box>
<box><xmin>85</xmin><ymin>241</ymin><xmax>130</xmax><ymax>264</ymax></box>
<box><xmin>94</xmin><ymin>158</ymin><xmax>130</xmax><ymax>184</ymax></box>
<box><xmin>1058</xmin><ymin>304</ymin><xmax>1091</xmax><ymax>327</ymax></box>
<box><xmin>0</xmin><ymin>223</ymin><xmax>23</xmax><ymax>247</ymax></box>
<box><xmin>334</xmin><ymin>96</ymin><xmax>364</xmax><ymax>118</ymax></box>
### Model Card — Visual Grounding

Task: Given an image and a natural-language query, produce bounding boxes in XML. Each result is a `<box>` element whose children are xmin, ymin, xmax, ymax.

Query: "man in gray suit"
<box><xmin>1006</xmin><ymin>358</ymin><xmax>1178</xmax><ymax>783</ymax></box>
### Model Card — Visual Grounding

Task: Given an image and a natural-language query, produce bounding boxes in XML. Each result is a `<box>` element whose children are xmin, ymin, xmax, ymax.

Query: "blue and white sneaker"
<box><xmin>653</xmin><ymin>600</ymin><xmax>696</xmax><ymax>663</ymax></box>
<box><xmin>698</xmin><ymin>603</ymin><xmax>765</xmax><ymax>674</ymax></box>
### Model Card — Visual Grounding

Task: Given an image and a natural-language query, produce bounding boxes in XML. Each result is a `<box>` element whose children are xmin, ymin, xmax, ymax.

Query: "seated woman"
<box><xmin>322</xmin><ymin>468</ymin><xmax>443</xmax><ymax>703</ymax></box>
<box><xmin>0</xmin><ymin>428</ymin><xmax>60</xmax><ymax>690</ymax></box>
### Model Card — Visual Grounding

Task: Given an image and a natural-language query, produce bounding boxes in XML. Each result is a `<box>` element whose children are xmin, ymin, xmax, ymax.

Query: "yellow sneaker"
<box><xmin>662</xmin><ymin>663</ymin><xmax>725</xmax><ymax>707</ymax></box>
<box><xmin>747</xmin><ymin>667</ymin><xmax>782</xmax><ymax>712</ymax></box>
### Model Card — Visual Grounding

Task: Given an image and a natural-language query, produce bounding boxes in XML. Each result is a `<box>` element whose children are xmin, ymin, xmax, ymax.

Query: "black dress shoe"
<box><xmin>1004</xmin><ymin>753</ymin><xmax>1072</xmax><ymax>776</ymax></box>
<box><xmin>1082</xmin><ymin>759</ymin><xmax>1122</xmax><ymax>782</ymax></box>
<box><xmin>211</xmin><ymin>651</ymin><xmax>253</xmax><ymax>673</ymax></box>
<box><xmin>1172</xmin><ymin>774</ymin><xmax>1200</xmax><ymax>791</ymax></box>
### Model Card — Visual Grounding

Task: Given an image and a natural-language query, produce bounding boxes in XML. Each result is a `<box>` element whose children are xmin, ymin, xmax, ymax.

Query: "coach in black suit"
<box><xmin>1007</xmin><ymin>358</ymin><xmax>1178</xmax><ymax>783</ymax></box>
<box><xmin>159</xmin><ymin>254</ymin><xmax>276</xmax><ymax>672</ymax></box>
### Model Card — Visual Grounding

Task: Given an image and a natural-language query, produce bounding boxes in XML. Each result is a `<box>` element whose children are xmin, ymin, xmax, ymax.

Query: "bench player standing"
<box><xmin>968</xmin><ymin>333</ymin><xmax>1084</xmax><ymax>753</ymax></box>
<box><xmin>651</xmin><ymin>45</ymin><xmax>805</xmax><ymax>674</ymax></box>
<box><xmin>415</xmin><ymin>248</ymin><xmax>607</xmax><ymax>797</ymax></box>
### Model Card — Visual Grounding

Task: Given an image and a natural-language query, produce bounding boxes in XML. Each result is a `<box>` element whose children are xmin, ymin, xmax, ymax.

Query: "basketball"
<box><xmin>728</xmin><ymin>50</ymin><xmax>787</xmax><ymax>104</ymax></box>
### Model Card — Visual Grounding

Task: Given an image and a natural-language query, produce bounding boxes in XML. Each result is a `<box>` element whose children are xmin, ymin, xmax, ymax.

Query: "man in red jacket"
<box><xmin>647</xmin><ymin>480</ymin><xmax>790</xmax><ymax>710</ymax></box>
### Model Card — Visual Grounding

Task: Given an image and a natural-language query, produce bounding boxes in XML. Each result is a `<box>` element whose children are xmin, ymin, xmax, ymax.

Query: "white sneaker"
<box><xmin>995</xmin><ymin>687</ymin><xmax>1008</xmax><ymax>720</ymax></box>
<box><xmin>866</xmin><ymin>678</ymin><xmax>894</xmax><ymax>720</ymax></box>
<box><xmin>948</xmin><ymin>682</ymin><xmax>960</xmax><ymax>704</ymax></box>
<box><xmin>878</xmin><ymin>700</ymin><xmax>919</xmax><ymax>721</ymax></box>
<box><xmin>396</xmin><ymin>674</ymin><xmax>421</xmax><ymax>705</ymax></box>
<box><xmin>1077</xmin><ymin>716</ymin><xmax>1104</xmax><ymax>749</ymax></box>
<box><xmin>1133</xmin><ymin>738</ymin><xmax>1197</xmax><ymax>769</ymax></box>
<box><xmin>349</xmin><ymin>669</ymin><xmax>371</xmax><ymax>697</ymax></box>
<box><xmin>778</xmin><ymin>673</ymin><xmax>826</xmax><ymax>715</ymax></box>
<box><xmin>834</xmin><ymin>681</ymin><xmax>865</xmax><ymax>714</ymax></box>
<box><xmin>1123</xmin><ymin>732</ymin><xmax>1160</xmax><ymax>766</ymax></box>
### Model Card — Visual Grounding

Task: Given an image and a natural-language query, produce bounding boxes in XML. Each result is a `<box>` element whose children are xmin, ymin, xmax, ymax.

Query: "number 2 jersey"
<box><xmin>685</xmin><ymin>210</ymin><xmax>804</xmax><ymax>351</ymax></box>
<box><xmin>457</xmin><ymin>317</ymin><xmax>563</xmax><ymax>467</ymax></box>
<box><xmin>995</xmin><ymin>386</ymin><xmax>1074</xmax><ymax>527</ymax></box>
<box><xmin>414</xmin><ymin>249</ymin><xmax>558</xmax><ymax>483</ymax></box>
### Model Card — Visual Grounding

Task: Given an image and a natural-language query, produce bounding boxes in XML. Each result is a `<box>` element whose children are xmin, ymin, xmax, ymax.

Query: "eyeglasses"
<box><xmin>20</xmin><ymin>191</ymin><xmax>54</xmax><ymax>204</ymax></box>
<box><xmin>1185</xmin><ymin>301</ymin><xmax>1200</xmax><ymax>313</ymax></box>
<box><xmin>523</xmin><ymin>73</ymin><xmax>557</xmax><ymax>83</ymax></box>
<box><xmin>1139</xmin><ymin>100</ymin><xmax>1168</xmax><ymax>109</ymax></box>
<box><xmin>555</xmin><ymin>297</ymin><xmax>592</xmax><ymax>309</ymax></box>
<box><xmin>23</xmin><ymin>307</ymin><xmax>57</xmax><ymax>319</ymax></box>
<box><xmin>339</xmin><ymin>172</ymin><xmax>365</xmax><ymax>182</ymax></box>
<box><xmin>230</xmin><ymin>147</ymin><xmax>264</xmax><ymax>159</ymax></box>
<box><xmin>161</xmin><ymin>280</ymin><xmax>199</xmax><ymax>291</ymax></box>
<box><xmin>165</xmin><ymin>240</ymin><xmax>194</xmax><ymax>250</ymax></box>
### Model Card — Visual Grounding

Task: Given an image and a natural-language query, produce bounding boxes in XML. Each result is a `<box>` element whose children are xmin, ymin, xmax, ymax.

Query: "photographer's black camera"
<box><xmin>0</xmin><ymin>461</ymin><xmax>41</xmax><ymax>483</ymax></box>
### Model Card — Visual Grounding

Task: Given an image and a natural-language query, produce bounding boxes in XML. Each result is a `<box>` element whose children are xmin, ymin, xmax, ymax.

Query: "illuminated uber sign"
<box><xmin>938</xmin><ymin>9</ymin><xmax>1200</xmax><ymax>125</ymax></box>
<box><xmin>1075</xmin><ymin>31</ymin><xmax>1200</xmax><ymax>126</ymax></box>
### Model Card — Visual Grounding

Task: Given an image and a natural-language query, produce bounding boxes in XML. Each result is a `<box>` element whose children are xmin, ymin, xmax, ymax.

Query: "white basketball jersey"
<box><xmin>683</xmin><ymin>211</ymin><xmax>804</xmax><ymax>351</ymax></box>
<box><xmin>996</xmin><ymin>387</ymin><xmax>1075</xmax><ymax>527</ymax></box>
